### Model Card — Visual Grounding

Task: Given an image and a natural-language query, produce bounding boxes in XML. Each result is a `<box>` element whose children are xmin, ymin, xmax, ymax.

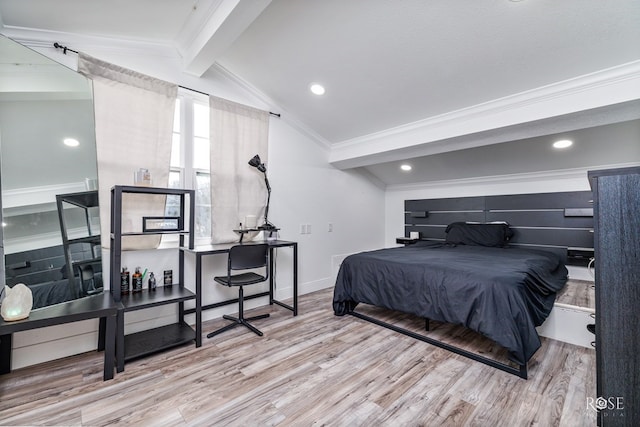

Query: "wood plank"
<box><xmin>406</xmin><ymin>197</ymin><xmax>485</xmax><ymax>213</ymax></box>
<box><xmin>405</xmin><ymin>211</ymin><xmax>485</xmax><ymax>226</ymax></box>
<box><xmin>485</xmin><ymin>191</ymin><xmax>593</xmax><ymax>210</ymax></box>
<box><xmin>486</xmin><ymin>210</ymin><xmax>593</xmax><ymax>228</ymax></box>
<box><xmin>509</xmin><ymin>227</ymin><xmax>594</xmax><ymax>247</ymax></box>
<box><xmin>555</xmin><ymin>279</ymin><xmax>595</xmax><ymax>309</ymax></box>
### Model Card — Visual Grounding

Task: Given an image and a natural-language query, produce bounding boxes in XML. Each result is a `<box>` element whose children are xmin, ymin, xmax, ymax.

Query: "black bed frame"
<box><xmin>349</xmin><ymin>190</ymin><xmax>594</xmax><ymax>379</ymax></box>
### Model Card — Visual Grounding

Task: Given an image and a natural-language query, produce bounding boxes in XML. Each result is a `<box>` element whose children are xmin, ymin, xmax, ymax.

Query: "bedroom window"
<box><xmin>167</xmin><ymin>91</ymin><xmax>211</xmax><ymax>241</ymax></box>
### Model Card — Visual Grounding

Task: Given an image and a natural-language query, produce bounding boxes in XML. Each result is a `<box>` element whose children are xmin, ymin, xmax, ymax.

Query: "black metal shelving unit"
<box><xmin>110</xmin><ymin>185</ymin><xmax>200</xmax><ymax>371</ymax></box>
<box><xmin>56</xmin><ymin>190</ymin><xmax>101</xmax><ymax>298</ymax></box>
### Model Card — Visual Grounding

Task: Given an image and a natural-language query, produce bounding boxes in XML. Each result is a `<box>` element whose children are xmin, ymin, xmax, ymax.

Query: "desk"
<box><xmin>0</xmin><ymin>292</ymin><xmax>118</xmax><ymax>381</ymax></box>
<box><xmin>182</xmin><ymin>240</ymin><xmax>298</xmax><ymax>341</ymax></box>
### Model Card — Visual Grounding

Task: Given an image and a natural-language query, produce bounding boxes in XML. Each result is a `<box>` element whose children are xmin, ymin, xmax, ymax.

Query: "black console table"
<box><xmin>0</xmin><ymin>292</ymin><xmax>118</xmax><ymax>381</ymax></box>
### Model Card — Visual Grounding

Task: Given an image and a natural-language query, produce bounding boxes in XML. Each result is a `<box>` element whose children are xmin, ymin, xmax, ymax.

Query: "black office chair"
<box><xmin>207</xmin><ymin>243</ymin><xmax>270</xmax><ymax>338</ymax></box>
<box><xmin>77</xmin><ymin>264</ymin><xmax>103</xmax><ymax>296</ymax></box>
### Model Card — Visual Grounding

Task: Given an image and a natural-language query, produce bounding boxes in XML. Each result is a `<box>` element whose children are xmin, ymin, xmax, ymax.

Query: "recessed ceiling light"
<box><xmin>400</xmin><ymin>164</ymin><xmax>412</xmax><ymax>171</ymax></box>
<box><xmin>310</xmin><ymin>83</ymin><xmax>325</xmax><ymax>96</ymax></box>
<box><xmin>63</xmin><ymin>138</ymin><xmax>80</xmax><ymax>147</ymax></box>
<box><xmin>552</xmin><ymin>139</ymin><xmax>573</xmax><ymax>149</ymax></box>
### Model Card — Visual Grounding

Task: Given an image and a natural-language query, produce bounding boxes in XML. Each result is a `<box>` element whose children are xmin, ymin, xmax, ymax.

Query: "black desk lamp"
<box><xmin>249</xmin><ymin>154</ymin><xmax>277</xmax><ymax>232</ymax></box>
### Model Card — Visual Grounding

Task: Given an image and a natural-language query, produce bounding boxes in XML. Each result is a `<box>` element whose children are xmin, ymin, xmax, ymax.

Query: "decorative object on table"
<box><xmin>244</xmin><ymin>215</ymin><xmax>257</xmax><ymax>229</ymax></box>
<box><xmin>120</xmin><ymin>267</ymin><xmax>130</xmax><ymax>295</ymax></box>
<box><xmin>142</xmin><ymin>216</ymin><xmax>181</xmax><ymax>232</ymax></box>
<box><xmin>132</xmin><ymin>267</ymin><xmax>143</xmax><ymax>293</ymax></box>
<box><xmin>134</xmin><ymin>168</ymin><xmax>152</xmax><ymax>186</ymax></box>
<box><xmin>233</xmin><ymin>217</ymin><xmax>260</xmax><ymax>243</ymax></box>
<box><xmin>163</xmin><ymin>270</ymin><xmax>173</xmax><ymax>287</ymax></box>
<box><xmin>148</xmin><ymin>272</ymin><xmax>157</xmax><ymax>291</ymax></box>
<box><xmin>84</xmin><ymin>177</ymin><xmax>98</xmax><ymax>191</ymax></box>
<box><xmin>248</xmin><ymin>154</ymin><xmax>278</xmax><ymax>233</ymax></box>
<box><xmin>1</xmin><ymin>283</ymin><xmax>33</xmax><ymax>321</ymax></box>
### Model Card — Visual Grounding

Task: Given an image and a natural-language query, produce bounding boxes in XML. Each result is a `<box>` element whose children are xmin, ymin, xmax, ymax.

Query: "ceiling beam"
<box><xmin>329</xmin><ymin>61</ymin><xmax>640</xmax><ymax>169</ymax></box>
<box><xmin>176</xmin><ymin>0</ymin><xmax>271</xmax><ymax>77</ymax></box>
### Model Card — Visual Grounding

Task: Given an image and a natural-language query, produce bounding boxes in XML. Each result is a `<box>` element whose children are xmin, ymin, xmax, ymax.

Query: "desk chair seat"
<box><xmin>207</xmin><ymin>244</ymin><xmax>270</xmax><ymax>338</ymax></box>
<box><xmin>77</xmin><ymin>264</ymin><xmax>103</xmax><ymax>297</ymax></box>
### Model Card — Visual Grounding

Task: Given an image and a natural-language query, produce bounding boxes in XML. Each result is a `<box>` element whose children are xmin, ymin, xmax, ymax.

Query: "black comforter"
<box><xmin>333</xmin><ymin>242</ymin><xmax>568</xmax><ymax>365</ymax></box>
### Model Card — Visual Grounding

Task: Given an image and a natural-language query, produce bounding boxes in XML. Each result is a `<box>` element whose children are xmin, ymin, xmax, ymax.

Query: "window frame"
<box><xmin>166</xmin><ymin>89</ymin><xmax>211</xmax><ymax>245</ymax></box>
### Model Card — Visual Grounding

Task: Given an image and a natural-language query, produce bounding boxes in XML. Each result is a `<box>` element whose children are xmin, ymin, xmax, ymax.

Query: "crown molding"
<box><xmin>212</xmin><ymin>62</ymin><xmax>332</xmax><ymax>150</ymax></box>
<box><xmin>330</xmin><ymin>61</ymin><xmax>640</xmax><ymax>168</ymax></box>
<box><xmin>2</xmin><ymin>181</ymin><xmax>87</xmax><ymax>210</ymax></box>
<box><xmin>1</xmin><ymin>25</ymin><xmax>177</xmax><ymax>59</ymax></box>
<box><xmin>385</xmin><ymin>162</ymin><xmax>640</xmax><ymax>192</ymax></box>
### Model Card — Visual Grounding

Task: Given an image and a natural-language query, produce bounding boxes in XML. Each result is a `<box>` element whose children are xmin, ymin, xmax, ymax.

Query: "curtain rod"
<box><xmin>177</xmin><ymin>84</ymin><xmax>281</xmax><ymax>118</ymax></box>
<box><xmin>53</xmin><ymin>42</ymin><xmax>281</xmax><ymax>118</ymax></box>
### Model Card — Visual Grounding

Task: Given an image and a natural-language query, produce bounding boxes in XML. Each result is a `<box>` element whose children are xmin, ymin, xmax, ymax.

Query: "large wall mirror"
<box><xmin>0</xmin><ymin>34</ymin><xmax>102</xmax><ymax>309</ymax></box>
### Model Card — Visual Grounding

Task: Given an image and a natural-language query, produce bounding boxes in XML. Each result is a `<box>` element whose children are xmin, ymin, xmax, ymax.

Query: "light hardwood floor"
<box><xmin>0</xmin><ymin>288</ymin><xmax>596</xmax><ymax>426</ymax></box>
<box><xmin>555</xmin><ymin>279</ymin><xmax>595</xmax><ymax>309</ymax></box>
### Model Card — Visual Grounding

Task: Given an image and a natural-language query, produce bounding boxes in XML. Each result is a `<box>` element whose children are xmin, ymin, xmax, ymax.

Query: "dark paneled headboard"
<box><xmin>404</xmin><ymin>191</ymin><xmax>594</xmax><ymax>265</ymax></box>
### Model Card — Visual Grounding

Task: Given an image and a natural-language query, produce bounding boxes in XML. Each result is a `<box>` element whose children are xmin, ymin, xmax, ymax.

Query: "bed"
<box><xmin>333</xmin><ymin>221</ymin><xmax>570</xmax><ymax>378</ymax></box>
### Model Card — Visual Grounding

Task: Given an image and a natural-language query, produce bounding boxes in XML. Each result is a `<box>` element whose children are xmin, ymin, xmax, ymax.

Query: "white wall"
<box><xmin>8</xmin><ymin>33</ymin><xmax>386</xmax><ymax>369</ymax></box>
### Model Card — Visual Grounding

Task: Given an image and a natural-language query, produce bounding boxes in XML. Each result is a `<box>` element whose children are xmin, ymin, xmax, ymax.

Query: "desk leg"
<box><xmin>195</xmin><ymin>254</ymin><xmax>202</xmax><ymax>347</ymax></box>
<box><xmin>103</xmin><ymin>314</ymin><xmax>116</xmax><ymax>380</ymax></box>
<box><xmin>293</xmin><ymin>243</ymin><xmax>298</xmax><ymax>316</ymax></box>
<box><xmin>116</xmin><ymin>309</ymin><xmax>125</xmax><ymax>373</ymax></box>
<box><xmin>269</xmin><ymin>248</ymin><xmax>275</xmax><ymax>305</ymax></box>
<box><xmin>0</xmin><ymin>333</ymin><xmax>11</xmax><ymax>374</ymax></box>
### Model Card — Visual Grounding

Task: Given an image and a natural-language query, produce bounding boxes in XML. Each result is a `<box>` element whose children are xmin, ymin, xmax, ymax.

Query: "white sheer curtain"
<box><xmin>209</xmin><ymin>96</ymin><xmax>270</xmax><ymax>244</ymax></box>
<box><xmin>78</xmin><ymin>53</ymin><xmax>177</xmax><ymax>250</ymax></box>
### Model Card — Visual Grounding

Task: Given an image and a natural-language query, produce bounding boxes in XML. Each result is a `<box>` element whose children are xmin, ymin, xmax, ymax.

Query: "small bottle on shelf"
<box><xmin>132</xmin><ymin>267</ymin><xmax>143</xmax><ymax>293</ymax></box>
<box><xmin>148</xmin><ymin>272</ymin><xmax>157</xmax><ymax>291</ymax></box>
<box><xmin>164</xmin><ymin>270</ymin><xmax>173</xmax><ymax>288</ymax></box>
<box><xmin>120</xmin><ymin>267</ymin><xmax>130</xmax><ymax>295</ymax></box>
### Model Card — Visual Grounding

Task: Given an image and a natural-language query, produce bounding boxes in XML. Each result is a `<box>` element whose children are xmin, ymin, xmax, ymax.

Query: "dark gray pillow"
<box><xmin>445</xmin><ymin>222</ymin><xmax>513</xmax><ymax>247</ymax></box>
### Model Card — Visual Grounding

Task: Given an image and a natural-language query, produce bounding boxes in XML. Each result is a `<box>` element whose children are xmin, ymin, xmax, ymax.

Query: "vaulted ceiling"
<box><xmin>1</xmin><ymin>0</ymin><xmax>639</xmax><ymax>185</ymax></box>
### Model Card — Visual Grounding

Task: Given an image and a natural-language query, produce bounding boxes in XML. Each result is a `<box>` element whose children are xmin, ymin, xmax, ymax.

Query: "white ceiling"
<box><xmin>217</xmin><ymin>0</ymin><xmax>640</xmax><ymax>143</ymax></box>
<box><xmin>1</xmin><ymin>0</ymin><xmax>639</xmax><ymax>185</ymax></box>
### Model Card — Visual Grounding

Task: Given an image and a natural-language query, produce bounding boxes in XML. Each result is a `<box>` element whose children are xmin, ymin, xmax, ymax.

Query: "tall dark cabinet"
<box><xmin>589</xmin><ymin>167</ymin><xmax>640</xmax><ymax>426</ymax></box>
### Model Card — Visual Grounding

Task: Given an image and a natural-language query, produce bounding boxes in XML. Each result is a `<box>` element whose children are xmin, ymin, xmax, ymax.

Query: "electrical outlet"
<box><xmin>328</xmin><ymin>223</ymin><xmax>333</xmax><ymax>232</ymax></box>
<box><xmin>300</xmin><ymin>224</ymin><xmax>312</xmax><ymax>234</ymax></box>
